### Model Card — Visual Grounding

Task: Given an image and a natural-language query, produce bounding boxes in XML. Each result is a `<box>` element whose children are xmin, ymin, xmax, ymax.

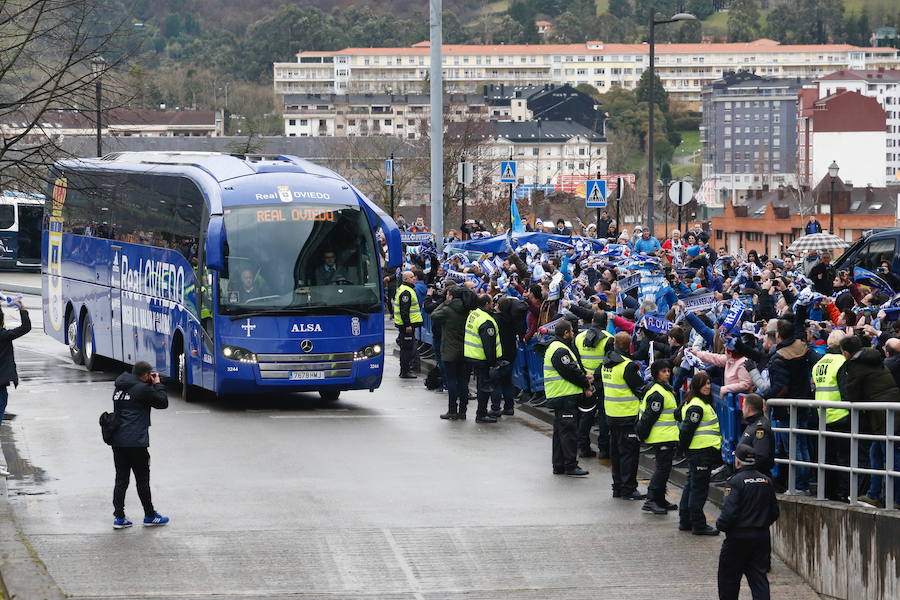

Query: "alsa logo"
<box><xmin>291</xmin><ymin>323</ymin><xmax>322</xmax><ymax>333</ymax></box>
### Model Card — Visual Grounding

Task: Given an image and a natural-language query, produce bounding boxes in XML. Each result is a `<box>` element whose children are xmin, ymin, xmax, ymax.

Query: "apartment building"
<box><xmin>816</xmin><ymin>69</ymin><xmax>900</xmax><ymax>184</ymax></box>
<box><xmin>797</xmin><ymin>88</ymin><xmax>887</xmax><ymax>188</ymax></box>
<box><xmin>274</xmin><ymin>39</ymin><xmax>900</xmax><ymax>106</ymax></box>
<box><xmin>701</xmin><ymin>71</ymin><xmax>806</xmax><ymax>196</ymax></box>
<box><xmin>282</xmin><ymin>93</ymin><xmax>485</xmax><ymax>139</ymax></box>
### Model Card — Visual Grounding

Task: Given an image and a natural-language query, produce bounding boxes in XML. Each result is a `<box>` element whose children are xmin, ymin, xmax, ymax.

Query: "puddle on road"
<box><xmin>1</xmin><ymin>421</ymin><xmax>52</xmax><ymax>494</ymax></box>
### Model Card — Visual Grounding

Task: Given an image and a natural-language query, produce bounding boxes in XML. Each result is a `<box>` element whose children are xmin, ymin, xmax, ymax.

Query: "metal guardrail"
<box><xmin>767</xmin><ymin>399</ymin><xmax>899</xmax><ymax>509</ymax></box>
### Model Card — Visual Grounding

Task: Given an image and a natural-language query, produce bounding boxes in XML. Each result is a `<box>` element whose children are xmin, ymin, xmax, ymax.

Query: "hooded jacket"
<box><xmin>843</xmin><ymin>347</ymin><xmax>900</xmax><ymax>434</ymax></box>
<box><xmin>110</xmin><ymin>372</ymin><xmax>169</xmax><ymax>448</ymax></box>
<box><xmin>430</xmin><ymin>297</ymin><xmax>468</xmax><ymax>362</ymax></box>
<box><xmin>766</xmin><ymin>338</ymin><xmax>818</xmax><ymax>419</ymax></box>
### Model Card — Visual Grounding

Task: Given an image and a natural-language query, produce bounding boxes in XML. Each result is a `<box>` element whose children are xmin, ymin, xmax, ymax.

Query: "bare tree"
<box><xmin>0</xmin><ymin>0</ymin><xmax>135</xmax><ymax>192</ymax></box>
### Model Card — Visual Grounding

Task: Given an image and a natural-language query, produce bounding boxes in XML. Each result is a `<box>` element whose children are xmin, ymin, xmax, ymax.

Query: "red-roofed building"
<box><xmin>535</xmin><ymin>21</ymin><xmax>552</xmax><ymax>36</ymax></box>
<box><xmin>274</xmin><ymin>39</ymin><xmax>900</xmax><ymax>106</ymax></box>
<box><xmin>797</xmin><ymin>88</ymin><xmax>887</xmax><ymax>188</ymax></box>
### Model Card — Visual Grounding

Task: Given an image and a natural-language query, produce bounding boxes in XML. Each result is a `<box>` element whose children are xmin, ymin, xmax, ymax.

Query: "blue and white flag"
<box><xmin>638</xmin><ymin>314</ymin><xmax>674</xmax><ymax>335</ymax></box>
<box><xmin>854</xmin><ymin>266</ymin><xmax>894</xmax><ymax>298</ymax></box>
<box><xmin>720</xmin><ymin>302</ymin><xmax>745</xmax><ymax>334</ymax></box>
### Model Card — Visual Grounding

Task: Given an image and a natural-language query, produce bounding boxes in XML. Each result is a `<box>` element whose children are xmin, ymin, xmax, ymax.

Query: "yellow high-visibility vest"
<box><xmin>392</xmin><ymin>284</ymin><xmax>422</xmax><ymax>326</ymax></box>
<box><xmin>543</xmin><ymin>340</ymin><xmax>584</xmax><ymax>400</ymax></box>
<box><xmin>684</xmin><ymin>397</ymin><xmax>722</xmax><ymax>450</ymax></box>
<box><xmin>640</xmin><ymin>382</ymin><xmax>679</xmax><ymax>444</ymax></box>
<box><xmin>463</xmin><ymin>308</ymin><xmax>502</xmax><ymax>361</ymax></box>
<box><xmin>814</xmin><ymin>353</ymin><xmax>848</xmax><ymax>424</ymax></box>
<box><xmin>575</xmin><ymin>329</ymin><xmax>612</xmax><ymax>372</ymax></box>
<box><xmin>601</xmin><ymin>357</ymin><xmax>639</xmax><ymax>418</ymax></box>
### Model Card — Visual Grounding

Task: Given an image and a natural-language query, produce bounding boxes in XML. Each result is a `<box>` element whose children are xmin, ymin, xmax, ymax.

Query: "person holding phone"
<box><xmin>110</xmin><ymin>361</ymin><xmax>169</xmax><ymax>529</ymax></box>
<box><xmin>0</xmin><ymin>298</ymin><xmax>31</xmax><ymax>477</ymax></box>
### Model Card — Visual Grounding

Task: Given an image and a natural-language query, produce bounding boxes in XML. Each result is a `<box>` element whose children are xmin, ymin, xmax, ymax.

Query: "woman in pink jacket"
<box><xmin>685</xmin><ymin>346</ymin><xmax>753</xmax><ymax>396</ymax></box>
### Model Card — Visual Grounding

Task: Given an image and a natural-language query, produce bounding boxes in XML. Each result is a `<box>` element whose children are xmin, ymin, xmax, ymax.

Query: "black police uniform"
<box><xmin>738</xmin><ymin>412</ymin><xmax>774</xmax><ymax>476</ymax></box>
<box><xmin>716</xmin><ymin>460</ymin><xmax>780</xmax><ymax>600</ymax></box>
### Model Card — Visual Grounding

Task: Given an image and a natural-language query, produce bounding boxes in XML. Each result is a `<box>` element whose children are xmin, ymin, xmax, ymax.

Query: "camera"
<box><xmin>752</xmin><ymin>275</ymin><xmax>762</xmax><ymax>282</ymax></box>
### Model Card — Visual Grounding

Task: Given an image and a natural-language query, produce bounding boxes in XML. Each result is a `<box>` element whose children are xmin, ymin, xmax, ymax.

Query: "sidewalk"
<box><xmin>0</xmin><ymin>271</ymin><xmax>41</xmax><ymax>296</ymax></box>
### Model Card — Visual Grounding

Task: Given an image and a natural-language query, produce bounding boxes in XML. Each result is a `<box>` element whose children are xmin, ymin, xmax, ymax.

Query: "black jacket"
<box><xmin>716</xmin><ymin>466</ymin><xmax>780</xmax><ymax>534</ymax></box>
<box><xmin>844</xmin><ymin>347</ymin><xmax>900</xmax><ymax>434</ymax></box>
<box><xmin>766</xmin><ymin>338</ymin><xmax>818</xmax><ymax>419</ymax></box>
<box><xmin>548</xmin><ymin>336</ymin><xmax>589</xmax><ymax>410</ymax></box>
<box><xmin>738</xmin><ymin>412</ymin><xmax>774</xmax><ymax>475</ymax></box>
<box><xmin>601</xmin><ymin>349</ymin><xmax>644</xmax><ymax>426</ymax></box>
<box><xmin>809</xmin><ymin>262</ymin><xmax>836</xmax><ymax>296</ymax></box>
<box><xmin>110</xmin><ymin>372</ymin><xmax>169</xmax><ymax>448</ymax></box>
<box><xmin>0</xmin><ymin>309</ymin><xmax>30</xmax><ymax>387</ymax></box>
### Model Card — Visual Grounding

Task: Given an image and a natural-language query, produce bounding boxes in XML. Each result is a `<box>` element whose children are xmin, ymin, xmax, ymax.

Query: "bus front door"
<box><xmin>109</xmin><ymin>246</ymin><xmax>125</xmax><ymax>362</ymax></box>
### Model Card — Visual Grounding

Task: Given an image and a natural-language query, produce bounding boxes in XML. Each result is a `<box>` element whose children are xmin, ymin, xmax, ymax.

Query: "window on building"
<box><xmin>300</xmin><ymin>119</ymin><xmax>308</xmax><ymax>125</ymax></box>
<box><xmin>288</xmin><ymin>119</ymin><xmax>296</xmax><ymax>126</ymax></box>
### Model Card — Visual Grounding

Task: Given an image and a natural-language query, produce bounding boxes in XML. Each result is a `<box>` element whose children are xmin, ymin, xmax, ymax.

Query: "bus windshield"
<box><xmin>0</xmin><ymin>205</ymin><xmax>13</xmax><ymax>230</ymax></box>
<box><xmin>219</xmin><ymin>203</ymin><xmax>380</xmax><ymax>315</ymax></box>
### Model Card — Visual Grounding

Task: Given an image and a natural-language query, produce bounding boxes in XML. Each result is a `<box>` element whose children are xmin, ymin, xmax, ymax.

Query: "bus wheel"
<box><xmin>67</xmin><ymin>311</ymin><xmax>84</xmax><ymax>365</ymax></box>
<box><xmin>82</xmin><ymin>314</ymin><xmax>104</xmax><ymax>371</ymax></box>
<box><xmin>319</xmin><ymin>390</ymin><xmax>340</xmax><ymax>402</ymax></box>
<box><xmin>178</xmin><ymin>349</ymin><xmax>197</xmax><ymax>403</ymax></box>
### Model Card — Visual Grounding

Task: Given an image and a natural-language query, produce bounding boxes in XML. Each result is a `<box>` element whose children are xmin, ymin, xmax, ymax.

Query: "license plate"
<box><xmin>290</xmin><ymin>371</ymin><xmax>324</xmax><ymax>380</ymax></box>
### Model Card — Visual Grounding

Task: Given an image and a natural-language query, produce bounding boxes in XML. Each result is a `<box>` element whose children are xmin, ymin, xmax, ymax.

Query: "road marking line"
<box><xmin>268</xmin><ymin>414</ymin><xmax>406</xmax><ymax>419</ymax></box>
<box><xmin>175</xmin><ymin>410</ymin><xmax>210</xmax><ymax>415</ymax></box>
<box><xmin>382</xmin><ymin>528</ymin><xmax>424</xmax><ymax>600</ymax></box>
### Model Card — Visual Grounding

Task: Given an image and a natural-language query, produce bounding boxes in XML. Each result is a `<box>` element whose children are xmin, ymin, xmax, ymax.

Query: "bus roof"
<box><xmin>1</xmin><ymin>190</ymin><xmax>44</xmax><ymax>204</ymax></box>
<box><xmin>55</xmin><ymin>152</ymin><xmax>360</xmax><ymax>214</ymax></box>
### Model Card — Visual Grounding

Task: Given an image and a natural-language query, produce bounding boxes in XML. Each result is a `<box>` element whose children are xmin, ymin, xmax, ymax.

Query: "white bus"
<box><xmin>0</xmin><ymin>190</ymin><xmax>44</xmax><ymax>269</ymax></box>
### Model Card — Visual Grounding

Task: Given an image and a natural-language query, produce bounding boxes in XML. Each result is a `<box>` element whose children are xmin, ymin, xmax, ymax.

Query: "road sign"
<box><xmin>500</xmin><ymin>161</ymin><xmax>517</xmax><ymax>183</ymax></box>
<box><xmin>385</xmin><ymin>159</ymin><xmax>393</xmax><ymax>186</ymax></box>
<box><xmin>458</xmin><ymin>162</ymin><xmax>474</xmax><ymax>184</ymax></box>
<box><xmin>668</xmin><ymin>180</ymin><xmax>693</xmax><ymax>206</ymax></box>
<box><xmin>615</xmin><ymin>176</ymin><xmax>626</xmax><ymax>201</ymax></box>
<box><xmin>585</xmin><ymin>179</ymin><xmax>607</xmax><ymax>208</ymax></box>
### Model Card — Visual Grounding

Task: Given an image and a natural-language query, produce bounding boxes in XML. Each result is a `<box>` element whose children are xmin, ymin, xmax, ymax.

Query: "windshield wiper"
<box><xmin>227</xmin><ymin>308</ymin><xmax>316</xmax><ymax>321</ymax></box>
<box><xmin>227</xmin><ymin>304</ymin><xmax>380</xmax><ymax>320</ymax></box>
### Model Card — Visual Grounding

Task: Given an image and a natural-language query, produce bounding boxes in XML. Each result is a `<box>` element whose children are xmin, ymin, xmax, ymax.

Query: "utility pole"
<box><xmin>429</xmin><ymin>0</ymin><xmax>444</xmax><ymax>248</ymax></box>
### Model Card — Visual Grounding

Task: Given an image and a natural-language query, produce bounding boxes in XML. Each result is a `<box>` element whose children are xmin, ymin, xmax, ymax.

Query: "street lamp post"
<box><xmin>90</xmin><ymin>56</ymin><xmax>107</xmax><ymax>157</ymax></box>
<box><xmin>647</xmin><ymin>12</ymin><xmax>696</xmax><ymax>235</ymax></box>
<box><xmin>828</xmin><ymin>160</ymin><xmax>839</xmax><ymax>235</ymax></box>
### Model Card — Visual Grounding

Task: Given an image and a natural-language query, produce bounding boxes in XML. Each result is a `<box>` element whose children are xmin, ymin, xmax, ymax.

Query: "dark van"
<box><xmin>832</xmin><ymin>227</ymin><xmax>900</xmax><ymax>291</ymax></box>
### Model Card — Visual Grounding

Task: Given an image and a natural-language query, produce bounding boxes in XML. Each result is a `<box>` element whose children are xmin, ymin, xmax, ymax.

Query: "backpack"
<box><xmin>99</xmin><ymin>389</ymin><xmax>126</xmax><ymax>445</ymax></box>
<box><xmin>424</xmin><ymin>367</ymin><xmax>443</xmax><ymax>391</ymax></box>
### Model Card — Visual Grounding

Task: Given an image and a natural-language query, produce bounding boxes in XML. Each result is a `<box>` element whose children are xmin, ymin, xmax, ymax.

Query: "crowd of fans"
<box><xmin>387</xmin><ymin>218</ymin><xmax>900</xmax><ymax>519</ymax></box>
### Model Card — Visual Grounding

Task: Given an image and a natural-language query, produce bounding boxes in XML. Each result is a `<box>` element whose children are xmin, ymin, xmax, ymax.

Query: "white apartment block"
<box><xmin>817</xmin><ymin>69</ymin><xmax>900</xmax><ymax>184</ymax></box>
<box><xmin>283</xmin><ymin>93</ymin><xmax>485</xmax><ymax>139</ymax></box>
<box><xmin>274</xmin><ymin>39</ymin><xmax>900</xmax><ymax>106</ymax></box>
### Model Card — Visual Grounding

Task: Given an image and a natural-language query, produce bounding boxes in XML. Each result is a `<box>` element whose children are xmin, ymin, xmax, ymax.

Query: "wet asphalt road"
<box><xmin>0</xmin><ymin>294</ymin><xmax>821</xmax><ymax>599</ymax></box>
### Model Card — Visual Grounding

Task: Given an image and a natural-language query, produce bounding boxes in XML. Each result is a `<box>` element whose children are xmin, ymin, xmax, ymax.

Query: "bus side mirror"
<box><xmin>381</xmin><ymin>215</ymin><xmax>403</xmax><ymax>270</ymax></box>
<box><xmin>205</xmin><ymin>216</ymin><xmax>225</xmax><ymax>271</ymax></box>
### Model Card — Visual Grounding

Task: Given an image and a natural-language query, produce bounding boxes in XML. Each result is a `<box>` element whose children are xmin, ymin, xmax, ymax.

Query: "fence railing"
<box><xmin>767</xmin><ymin>399</ymin><xmax>899</xmax><ymax>510</ymax></box>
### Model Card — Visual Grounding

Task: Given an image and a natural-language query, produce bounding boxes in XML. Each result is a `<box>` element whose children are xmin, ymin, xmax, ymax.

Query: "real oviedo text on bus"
<box><xmin>41</xmin><ymin>152</ymin><xmax>402</xmax><ymax>401</ymax></box>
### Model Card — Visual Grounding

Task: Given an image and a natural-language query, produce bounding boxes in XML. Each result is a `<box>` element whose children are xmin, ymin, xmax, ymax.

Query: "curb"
<box><xmin>0</xmin><ymin>437</ymin><xmax>66</xmax><ymax>600</ymax></box>
<box><xmin>0</xmin><ymin>283</ymin><xmax>40</xmax><ymax>296</ymax></box>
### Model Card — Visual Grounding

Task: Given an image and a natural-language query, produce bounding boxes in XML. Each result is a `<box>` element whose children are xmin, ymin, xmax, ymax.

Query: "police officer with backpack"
<box><xmin>544</xmin><ymin>320</ymin><xmax>592</xmax><ymax>477</ymax></box>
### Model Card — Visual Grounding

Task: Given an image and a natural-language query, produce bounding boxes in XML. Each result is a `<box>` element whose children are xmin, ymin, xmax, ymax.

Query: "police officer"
<box><xmin>737</xmin><ymin>394</ymin><xmax>773</xmax><ymax>476</ymax></box>
<box><xmin>814</xmin><ymin>330</ymin><xmax>850</xmax><ymax>501</ymax></box>
<box><xmin>678</xmin><ymin>371</ymin><xmax>722</xmax><ymax>535</ymax></box>
<box><xmin>393</xmin><ymin>270</ymin><xmax>422</xmax><ymax>379</ymax></box>
<box><xmin>636</xmin><ymin>359</ymin><xmax>679</xmax><ymax>514</ymax></box>
<box><xmin>463</xmin><ymin>295</ymin><xmax>502</xmax><ymax>424</ymax></box>
<box><xmin>544</xmin><ymin>320</ymin><xmax>592</xmax><ymax>477</ymax></box>
<box><xmin>574</xmin><ymin>311</ymin><xmax>613</xmax><ymax>458</ymax></box>
<box><xmin>601</xmin><ymin>331</ymin><xmax>646</xmax><ymax>499</ymax></box>
<box><xmin>716</xmin><ymin>444</ymin><xmax>780</xmax><ymax>600</ymax></box>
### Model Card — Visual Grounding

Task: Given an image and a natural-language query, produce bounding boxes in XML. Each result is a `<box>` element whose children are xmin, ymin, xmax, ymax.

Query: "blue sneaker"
<box><xmin>143</xmin><ymin>512</ymin><xmax>169</xmax><ymax>526</ymax></box>
<box><xmin>112</xmin><ymin>517</ymin><xmax>133</xmax><ymax>529</ymax></box>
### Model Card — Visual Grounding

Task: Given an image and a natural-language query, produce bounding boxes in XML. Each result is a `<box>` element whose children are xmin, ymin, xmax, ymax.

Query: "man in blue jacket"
<box><xmin>111</xmin><ymin>361</ymin><xmax>169</xmax><ymax>529</ymax></box>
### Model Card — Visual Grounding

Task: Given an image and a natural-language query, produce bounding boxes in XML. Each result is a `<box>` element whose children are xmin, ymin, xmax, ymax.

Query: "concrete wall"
<box><xmin>772</xmin><ymin>495</ymin><xmax>899</xmax><ymax>600</ymax></box>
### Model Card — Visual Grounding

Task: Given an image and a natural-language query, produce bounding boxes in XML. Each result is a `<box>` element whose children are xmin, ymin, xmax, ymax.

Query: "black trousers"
<box><xmin>396</xmin><ymin>327</ymin><xmax>418</xmax><ymax>375</ymax></box>
<box><xmin>576</xmin><ymin>388</ymin><xmax>606</xmax><ymax>452</ymax></box>
<box><xmin>443</xmin><ymin>360</ymin><xmax>470</xmax><ymax>415</ymax></box>
<box><xmin>112</xmin><ymin>446</ymin><xmax>154</xmax><ymax>519</ymax></box>
<box><xmin>718</xmin><ymin>530</ymin><xmax>772</xmax><ymax>600</ymax></box>
<box><xmin>680</xmin><ymin>447</ymin><xmax>719</xmax><ymax>529</ymax></box>
<box><xmin>576</xmin><ymin>405</ymin><xmax>596</xmax><ymax>451</ymax></box>
<box><xmin>648</xmin><ymin>444</ymin><xmax>677</xmax><ymax>505</ymax></box>
<box><xmin>825</xmin><ymin>417</ymin><xmax>850</xmax><ymax>500</ymax></box>
<box><xmin>553</xmin><ymin>408</ymin><xmax>578</xmax><ymax>472</ymax></box>
<box><xmin>472</xmin><ymin>364</ymin><xmax>493</xmax><ymax>418</ymax></box>
<box><xmin>608</xmin><ymin>424</ymin><xmax>640</xmax><ymax>495</ymax></box>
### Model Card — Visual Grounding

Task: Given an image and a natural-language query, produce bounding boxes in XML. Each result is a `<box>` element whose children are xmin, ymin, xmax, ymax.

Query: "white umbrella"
<box><xmin>787</xmin><ymin>232</ymin><xmax>850</xmax><ymax>253</ymax></box>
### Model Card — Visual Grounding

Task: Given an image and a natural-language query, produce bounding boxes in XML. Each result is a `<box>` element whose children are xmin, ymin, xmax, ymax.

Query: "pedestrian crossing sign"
<box><xmin>500</xmin><ymin>161</ymin><xmax>517</xmax><ymax>183</ymax></box>
<box><xmin>585</xmin><ymin>179</ymin><xmax>607</xmax><ymax>208</ymax></box>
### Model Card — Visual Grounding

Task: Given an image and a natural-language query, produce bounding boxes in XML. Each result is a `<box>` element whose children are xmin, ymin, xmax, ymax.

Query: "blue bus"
<box><xmin>0</xmin><ymin>190</ymin><xmax>44</xmax><ymax>269</ymax></box>
<box><xmin>42</xmin><ymin>152</ymin><xmax>402</xmax><ymax>401</ymax></box>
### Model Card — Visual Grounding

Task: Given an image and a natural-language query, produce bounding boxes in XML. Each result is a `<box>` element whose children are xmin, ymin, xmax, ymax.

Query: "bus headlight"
<box><xmin>354</xmin><ymin>343</ymin><xmax>382</xmax><ymax>361</ymax></box>
<box><xmin>222</xmin><ymin>346</ymin><xmax>257</xmax><ymax>363</ymax></box>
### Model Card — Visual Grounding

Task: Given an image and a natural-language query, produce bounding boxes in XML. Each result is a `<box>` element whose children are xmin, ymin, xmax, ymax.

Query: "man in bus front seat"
<box><xmin>314</xmin><ymin>250</ymin><xmax>350</xmax><ymax>285</ymax></box>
